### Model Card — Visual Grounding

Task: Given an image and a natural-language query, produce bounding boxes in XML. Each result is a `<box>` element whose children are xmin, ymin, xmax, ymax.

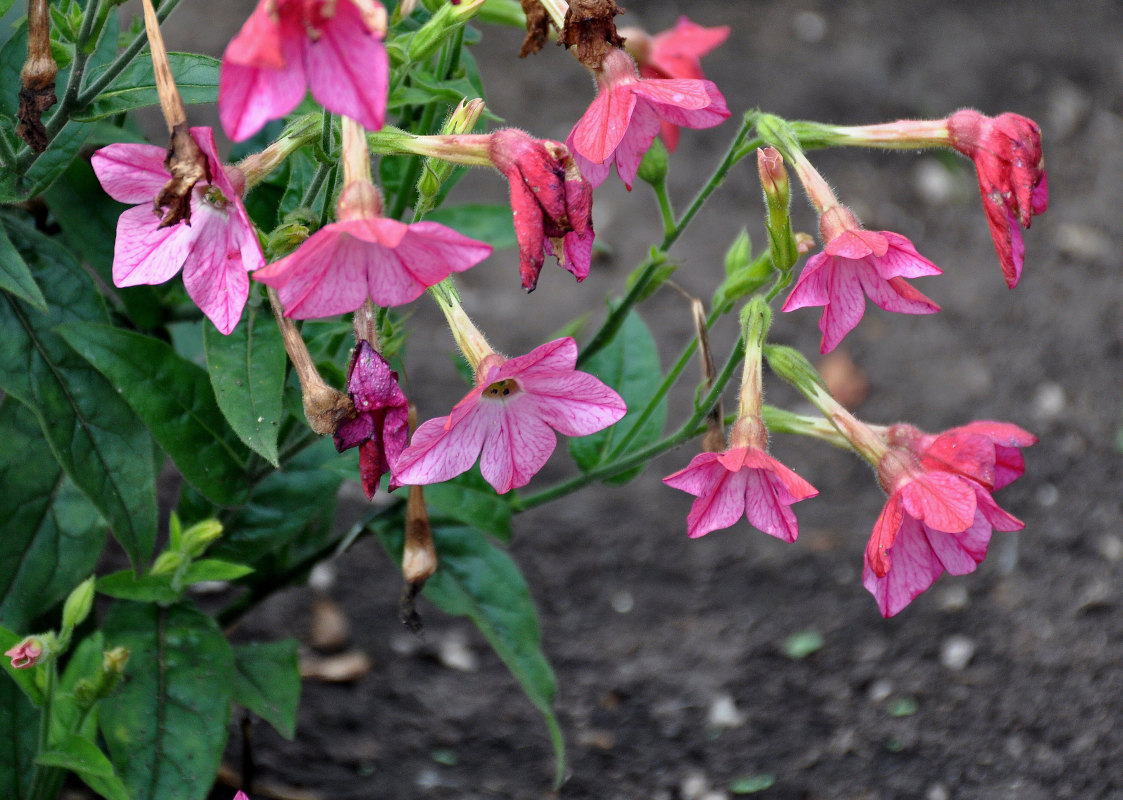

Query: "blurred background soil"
<box><xmin>172</xmin><ymin>1</ymin><xmax>1123</xmax><ymax>798</ymax></box>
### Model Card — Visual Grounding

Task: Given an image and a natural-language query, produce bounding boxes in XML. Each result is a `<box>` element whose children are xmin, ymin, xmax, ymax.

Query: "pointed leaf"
<box><xmin>569</xmin><ymin>310</ymin><xmax>666</xmax><ymax>483</ymax></box>
<box><xmin>419</xmin><ymin>468</ymin><xmax>513</xmax><ymax>541</ymax></box>
<box><xmin>182</xmin><ymin>559</ymin><xmax>254</xmax><ymax>584</ymax></box>
<box><xmin>425</xmin><ymin>204</ymin><xmax>516</xmax><ymax>250</ymax></box>
<box><xmin>232</xmin><ymin>640</ymin><xmax>300</xmax><ymax>740</ymax></box>
<box><xmin>0</xmin><ymin>672</ymin><xmax>38</xmax><ymax>800</ymax></box>
<box><xmin>96</xmin><ymin>570</ymin><xmax>180</xmax><ymax>605</ymax></box>
<box><xmin>0</xmin><ymin>399</ymin><xmax>107</xmax><ymax>632</ymax></box>
<box><xmin>76</xmin><ymin>53</ymin><xmax>220</xmax><ymax>122</ymax></box>
<box><xmin>100</xmin><ymin>602</ymin><xmax>234</xmax><ymax>800</ymax></box>
<box><xmin>0</xmin><ymin>217</ymin><xmax>157</xmax><ymax>569</ymax></box>
<box><xmin>375</xmin><ymin>523</ymin><xmax>564</xmax><ymax>785</ymax></box>
<box><xmin>0</xmin><ymin>221</ymin><xmax>47</xmax><ymax>311</ymax></box>
<box><xmin>203</xmin><ymin>301</ymin><xmax>286</xmax><ymax>467</ymax></box>
<box><xmin>58</xmin><ymin>323</ymin><xmax>253</xmax><ymax>506</ymax></box>
<box><xmin>37</xmin><ymin>734</ymin><xmax>116</xmax><ymax>777</ymax></box>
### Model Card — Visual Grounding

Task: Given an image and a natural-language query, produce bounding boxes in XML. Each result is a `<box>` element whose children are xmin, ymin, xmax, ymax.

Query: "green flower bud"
<box><xmin>181</xmin><ymin>518</ymin><xmax>223</xmax><ymax>559</ymax></box>
<box><xmin>150</xmin><ymin>551</ymin><xmax>184</xmax><ymax>577</ymax></box>
<box><xmin>61</xmin><ymin>576</ymin><xmax>95</xmax><ymax>632</ymax></box>
<box><xmin>724</xmin><ymin>229</ymin><xmax>752</xmax><ymax>276</ymax></box>
<box><xmin>636</xmin><ymin>138</ymin><xmax>669</xmax><ymax>186</ymax></box>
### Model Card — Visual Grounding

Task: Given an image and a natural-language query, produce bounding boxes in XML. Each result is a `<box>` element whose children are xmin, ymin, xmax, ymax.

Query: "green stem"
<box><xmin>575</xmin><ymin>251</ymin><xmax>663</xmax><ymax>368</ymax></box>
<box><xmin>652</xmin><ymin>178</ymin><xmax>675</xmax><ymax>238</ymax></box>
<box><xmin>75</xmin><ymin>0</ymin><xmax>183</xmax><ymax>107</ymax></box>
<box><xmin>26</xmin><ymin>662</ymin><xmax>58</xmax><ymax>800</ymax></box>
<box><xmin>318</xmin><ymin>164</ymin><xmax>339</xmax><ymax>228</ymax></box>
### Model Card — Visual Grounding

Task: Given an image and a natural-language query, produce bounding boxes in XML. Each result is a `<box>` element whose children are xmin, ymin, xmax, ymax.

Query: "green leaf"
<box><xmin>37</xmin><ymin>734</ymin><xmax>116</xmax><ymax>777</ymax></box>
<box><xmin>0</xmin><ymin>222</ymin><xmax>47</xmax><ymax>311</ymax></box>
<box><xmin>0</xmin><ymin>217</ymin><xmax>157</xmax><ymax>569</ymax></box>
<box><xmin>729</xmin><ymin>774</ymin><xmax>777</xmax><ymax>794</ymax></box>
<box><xmin>76</xmin><ymin>771</ymin><xmax>133</xmax><ymax>800</ymax></box>
<box><xmin>419</xmin><ymin>469</ymin><xmax>513</xmax><ymax>541</ymax></box>
<box><xmin>182</xmin><ymin>559</ymin><xmax>253</xmax><ymax>584</ymax></box>
<box><xmin>203</xmin><ymin>301</ymin><xmax>286</xmax><ymax>467</ymax></box>
<box><xmin>100</xmin><ymin>602</ymin><xmax>234</xmax><ymax>800</ymax></box>
<box><xmin>782</xmin><ymin>630</ymin><xmax>823</xmax><ymax>659</ymax></box>
<box><xmin>569</xmin><ymin>310</ymin><xmax>666</xmax><ymax>484</ymax></box>
<box><xmin>376</xmin><ymin>523</ymin><xmax>565</xmax><ymax>785</ymax></box>
<box><xmin>0</xmin><ymin>626</ymin><xmax>44</xmax><ymax>705</ymax></box>
<box><xmin>425</xmin><ymin>204</ymin><xmax>516</xmax><ymax>250</ymax></box>
<box><xmin>0</xmin><ymin>672</ymin><xmax>38</xmax><ymax>800</ymax></box>
<box><xmin>0</xmin><ymin>399</ymin><xmax>107</xmax><ymax>632</ymax></box>
<box><xmin>624</xmin><ymin>257</ymin><xmax>677</xmax><ymax>304</ymax></box>
<box><xmin>96</xmin><ymin>570</ymin><xmax>179</xmax><ymax>605</ymax></box>
<box><xmin>232</xmin><ymin>640</ymin><xmax>300</xmax><ymax>739</ymax></box>
<box><xmin>76</xmin><ymin>53</ymin><xmax>220</xmax><ymax>122</ymax></box>
<box><xmin>58</xmin><ymin>323</ymin><xmax>253</xmax><ymax>506</ymax></box>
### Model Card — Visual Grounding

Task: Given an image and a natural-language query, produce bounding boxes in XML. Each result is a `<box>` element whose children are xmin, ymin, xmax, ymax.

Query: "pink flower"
<box><xmin>623</xmin><ymin>16</ymin><xmax>730</xmax><ymax>152</ymax></box>
<box><xmin>781</xmin><ymin>206</ymin><xmax>942</xmax><ymax>354</ymax></box>
<box><xmin>662</xmin><ymin>446</ymin><xmax>818</xmax><ymax>540</ymax></box>
<box><xmin>862</xmin><ymin>446</ymin><xmax>1024</xmax><ymax>618</ymax></box>
<box><xmin>5</xmin><ymin>638</ymin><xmax>43</xmax><ymax>669</ymax></box>
<box><xmin>91</xmin><ymin>127</ymin><xmax>265</xmax><ymax>335</ymax></box>
<box><xmin>392</xmin><ymin>338</ymin><xmax>627</xmax><ymax>494</ymax></box>
<box><xmin>566</xmin><ymin>47</ymin><xmax>730</xmax><ymax>189</ymax></box>
<box><xmin>488</xmin><ymin>129</ymin><xmax>594</xmax><ymax>291</ymax></box>
<box><xmin>219</xmin><ymin>0</ymin><xmax>389</xmax><ymax>142</ymax></box>
<box><xmin>890</xmin><ymin>420</ymin><xmax>1036</xmax><ymax>493</ymax></box>
<box><xmin>947</xmin><ymin>109</ymin><xmax>1048</xmax><ymax>288</ymax></box>
<box><xmin>334</xmin><ymin>340</ymin><xmax>409</xmax><ymax>499</ymax></box>
<box><xmin>253</xmin><ymin>183</ymin><xmax>492</xmax><ymax>317</ymax></box>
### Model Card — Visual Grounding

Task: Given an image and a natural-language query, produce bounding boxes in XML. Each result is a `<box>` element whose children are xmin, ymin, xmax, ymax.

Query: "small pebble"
<box><xmin>792</xmin><ymin>10</ymin><xmax>827</xmax><ymax>42</ymax></box>
<box><xmin>1055</xmin><ymin>222</ymin><xmax>1112</xmax><ymax>262</ymax></box>
<box><xmin>706</xmin><ymin>694</ymin><xmax>747</xmax><ymax>730</ymax></box>
<box><xmin>1035</xmin><ymin>483</ymin><xmax>1059</xmax><ymax>507</ymax></box>
<box><xmin>937</xmin><ymin>584</ymin><xmax>969</xmax><ymax>611</ymax></box>
<box><xmin>868</xmin><ymin>679</ymin><xmax>893</xmax><ymax>702</ymax></box>
<box><xmin>310</xmin><ymin>596</ymin><xmax>351</xmax><ymax>653</ymax></box>
<box><xmin>438</xmin><ymin>631</ymin><xmax>479</xmax><ymax>672</ymax></box>
<box><xmin>611</xmin><ymin>589</ymin><xmax>635</xmax><ymax>613</ymax></box>
<box><xmin>1097</xmin><ymin>535</ymin><xmax>1123</xmax><ymax>562</ymax></box>
<box><xmin>925</xmin><ymin>784</ymin><xmax>950</xmax><ymax>800</ymax></box>
<box><xmin>300</xmin><ymin>650</ymin><xmax>372</xmax><ymax>682</ymax></box>
<box><xmin>940</xmin><ymin>635</ymin><xmax>976</xmax><ymax>671</ymax></box>
<box><xmin>913</xmin><ymin>159</ymin><xmax>958</xmax><ymax>205</ymax></box>
<box><xmin>308</xmin><ymin>562</ymin><xmax>336</xmax><ymax>591</ymax></box>
<box><xmin>680</xmin><ymin>772</ymin><xmax>709</xmax><ymax>800</ymax></box>
<box><xmin>1031</xmin><ymin>382</ymin><xmax>1065</xmax><ymax>421</ymax></box>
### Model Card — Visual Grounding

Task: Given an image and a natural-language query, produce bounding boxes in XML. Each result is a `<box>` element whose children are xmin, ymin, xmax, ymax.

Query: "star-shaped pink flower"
<box><xmin>947</xmin><ymin>109</ymin><xmax>1048</xmax><ymax>288</ymax></box>
<box><xmin>782</xmin><ymin>206</ymin><xmax>942</xmax><ymax>354</ymax></box>
<box><xmin>862</xmin><ymin>446</ymin><xmax>1025</xmax><ymax>618</ymax></box>
<box><xmin>253</xmin><ymin>184</ymin><xmax>492</xmax><ymax>317</ymax></box>
<box><xmin>219</xmin><ymin>0</ymin><xmax>389</xmax><ymax>142</ymax></box>
<box><xmin>488</xmin><ymin>129</ymin><xmax>594</xmax><ymax>291</ymax></box>
<box><xmin>91</xmin><ymin>127</ymin><xmax>265</xmax><ymax>335</ymax></box>
<box><xmin>566</xmin><ymin>47</ymin><xmax>730</xmax><ymax>189</ymax></box>
<box><xmin>623</xmin><ymin>16</ymin><xmax>730</xmax><ymax>152</ymax></box>
<box><xmin>662</xmin><ymin>446</ymin><xmax>818</xmax><ymax>540</ymax></box>
<box><xmin>392</xmin><ymin>337</ymin><xmax>627</xmax><ymax>494</ymax></box>
<box><xmin>334</xmin><ymin>340</ymin><xmax>409</xmax><ymax>499</ymax></box>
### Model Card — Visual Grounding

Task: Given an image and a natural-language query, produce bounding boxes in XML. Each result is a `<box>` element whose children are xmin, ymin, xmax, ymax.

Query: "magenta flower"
<box><xmin>5</xmin><ymin>638</ymin><xmax>43</xmax><ymax>669</ymax></box>
<box><xmin>334</xmin><ymin>340</ymin><xmax>409</xmax><ymax>499</ymax></box>
<box><xmin>392</xmin><ymin>337</ymin><xmax>627</xmax><ymax>494</ymax></box>
<box><xmin>219</xmin><ymin>0</ymin><xmax>389</xmax><ymax>142</ymax></box>
<box><xmin>253</xmin><ymin>183</ymin><xmax>492</xmax><ymax>318</ymax></box>
<box><xmin>891</xmin><ymin>420</ymin><xmax>1037</xmax><ymax>493</ymax></box>
<box><xmin>862</xmin><ymin>446</ymin><xmax>1024</xmax><ymax>618</ymax></box>
<box><xmin>782</xmin><ymin>206</ymin><xmax>942</xmax><ymax>354</ymax></box>
<box><xmin>662</xmin><ymin>446</ymin><xmax>818</xmax><ymax>540</ymax></box>
<box><xmin>566</xmin><ymin>47</ymin><xmax>730</xmax><ymax>189</ymax></box>
<box><xmin>622</xmin><ymin>16</ymin><xmax>730</xmax><ymax>152</ymax></box>
<box><xmin>91</xmin><ymin>127</ymin><xmax>264</xmax><ymax>335</ymax></box>
<box><xmin>488</xmin><ymin>129</ymin><xmax>594</xmax><ymax>291</ymax></box>
<box><xmin>947</xmin><ymin>109</ymin><xmax>1048</xmax><ymax>288</ymax></box>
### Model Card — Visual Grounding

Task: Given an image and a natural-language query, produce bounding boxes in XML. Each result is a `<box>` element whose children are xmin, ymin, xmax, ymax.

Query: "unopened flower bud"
<box><xmin>409</xmin><ymin>0</ymin><xmax>487</xmax><ymax>62</ymax></box>
<box><xmin>757</xmin><ymin>146</ymin><xmax>798</xmax><ymax>272</ymax></box>
<box><xmin>636</xmin><ymin>137</ymin><xmax>669</xmax><ymax>186</ymax></box>
<box><xmin>266</xmin><ymin>219</ymin><xmax>311</xmax><ymax>259</ymax></box>
<box><xmin>445</xmin><ymin>98</ymin><xmax>485</xmax><ymax>135</ymax></box>
<box><xmin>61</xmin><ymin>577</ymin><xmax>96</xmax><ymax>632</ymax></box>
<box><xmin>150</xmin><ymin>551</ymin><xmax>184</xmax><ymax>576</ymax></box>
<box><xmin>764</xmin><ymin>344</ymin><xmax>826</xmax><ymax>397</ymax></box>
<box><xmin>103</xmin><ymin>646</ymin><xmax>130</xmax><ymax>675</ymax></box>
<box><xmin>181</xmin><ymin>518</ymin><xmax>223</xmax><ymax>558</ymax></box>
<box><xmin>724</xmin><ymin>229</ymin><xmax>752</xmax><ymax>276</ymax></box>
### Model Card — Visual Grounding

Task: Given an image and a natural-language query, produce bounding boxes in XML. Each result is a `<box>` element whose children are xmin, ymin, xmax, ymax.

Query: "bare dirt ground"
<box><xmin>188</xmin><ymin>1</ymin><xmax>1123</xmax><ymax>798</ymax></box>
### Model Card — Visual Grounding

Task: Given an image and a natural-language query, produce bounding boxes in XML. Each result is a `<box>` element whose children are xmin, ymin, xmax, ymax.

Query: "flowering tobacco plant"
<box><xmin>0</xmin><ymin>0</ymin><xmax>1050</xmax><ymax>797</ymax></box>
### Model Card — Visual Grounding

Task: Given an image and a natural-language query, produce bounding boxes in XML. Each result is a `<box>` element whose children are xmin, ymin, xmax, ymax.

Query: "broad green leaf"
<box><xmin>76</xmin><ymin>53</ymin><xmax>220</xmax><ymax>121</ymax></box>
<box><xmin>0</xmin><ymin>626</ymin><xmax>44</xmax><ymax>704</ymax></box>
<box><xmin>0</xmin><ymin>217</ymin><xmax>157</xmax><ymax>569</ymax></box>
<box><xmin>96</xmin><ymin>570</ymin><xmax>179</xmax><ymax>605</ymax></box>
<box><xmin>77</xmin><ymin>771</ymin><xmax>132</xmax><ymax>800</ymax></box>
<box><xmin>0</xmin><ymin>673</ymin><xmax>38</xmax><ymax>800</ymax></box>
<box><xmin>376</xmin><ymin>523</ymin><xmax>564</xmax><ymax>785</ymax></box>
<box><xmin>425</xmin><ymin>204</ymin><xmax>516</xmax><ymax>250</ymax></box>
<box><xmin>58</xmin><ymin>323</ymin><xmax>253</xmax><ymax>506</ymax></box>
<box><xmin>204</xmin><ymin>301</ymin><xmax>286</xmax><ymax>467</ymax></box>
<box><xmin>37</xmin><ymin>735</ymin><xmax>116</xmax><ymax>777</ymax></box>
<box><xmin>569</xmin><ymin>310</ymin><xmax>666</xmax><ymax>484</ymax></box>
<box><xmin>0</xmin><ymin>399</ymin><xmax>107</xmax><ymax>632</ymax></box>
<box><xmin>100</xmin><ymin>602</ymin><xmax>234</xmax><ymax>800</ymax></box>
<box><xmin>420</xmin><ymin>468</ymin><xmax>513</xmax><ymax>541</ymax></box>
<box><xmin>0</xmin><ymin>222</ymin><xmax>47</xmax><ymax>311</ymax></box>
<box><xmin>182</xmin><ymin>559</ymin><xmax>253</xmax><ymax>583</ymax></box>
<box><xmin>232</xmin><ymin>640</ymin><xmax>300</xmax><ymax>739</ymax></box>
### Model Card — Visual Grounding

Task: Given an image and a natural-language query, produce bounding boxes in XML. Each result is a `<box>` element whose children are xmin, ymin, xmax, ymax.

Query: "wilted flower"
<box><xmin>91</xmin><ymin>127</ymin><xmax>265</xmax><ymax>335</ymax></box>
<box><xmin>5</xmin><ymin>637</ymin><xmax>43</xmax><ymax>669</ymax></box>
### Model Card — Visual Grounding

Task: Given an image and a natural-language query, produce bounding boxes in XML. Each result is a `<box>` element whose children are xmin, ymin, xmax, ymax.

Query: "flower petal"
<box><xmin>112</xmin><ymin>205</ymin><xmax>193</xmax><ymax>287</ymax></box>
<box><xmin>92</xmin><ymin>143</ymin><xmax>172</xmax><ymax>203</ymax></box>
<box><xmin>304</xmin><ymin>0</ymin><xmax>389</xmax><ymax>131</ymax></box>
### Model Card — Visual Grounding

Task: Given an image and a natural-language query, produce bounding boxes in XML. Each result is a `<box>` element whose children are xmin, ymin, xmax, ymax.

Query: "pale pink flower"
<box><xmin>219</xmin><ymin>0</ymin><xmax>389</xmax><ymax>142</ymax></box>
<box><xmin>782</xmin><ymin>206</ymin><xmax>942</xmax><ymax>354</ymax></box>
<box><xmin>947</xmin><ymin>109</ymin><xmax>1049</xmax><ymax>288</ymax></box>
<box><xmin>566</xmin><ymin>47</ymin><xmax>730</xmax><ymax>189</ymax></box>
<box><xmin>253</xmin><ymin>184</ymin><xmax>492</xmax><ymax>317</ymax></box>
<box><xmin>488</xmin><ymin>129</ymin><xmax>594</xmax><ymax>291</ymax></box>
<box><xmin>91</xmin><ymin>127</ymin><xmax>264</xmax><ymax>335</ymax></box>
<box><xmin>662</xmin><ymin>446</ymin><xmax>818</xmax><ymax>540</ymax></box>
<box><xmin>623</xmin><ymin>16</ymin><xmax>730</xmax><ymax>152</ymax></box>
<box><xmin>392</xmin><ymin>337</ymin><xmax>626</xmax><ymax>494</ymax></box>
<box><xmin>334</xmin><ymin>340</ymin><xmax>409</xmax><ymax>499</ymax></box>
<box><xmin>862</xmin><ymin>446</ymin><xmax>1024</xmax><ymax>618</ymax></box>
<box><xmin>5</xmin><ymin>638</ymin><xmax>43</xmax><ymax>669</ymax></box>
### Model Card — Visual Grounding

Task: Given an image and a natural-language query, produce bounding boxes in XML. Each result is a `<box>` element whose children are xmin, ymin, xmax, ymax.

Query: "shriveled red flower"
<box><xmin>5</xmin><ymin>637</ymin><xmax>43</xmax><ymax>669</ymax></box>
<box><xmin>334</xmin><ymin>340</ymin><xmax>409</xmax><ymax>499</ymax></box>
<box><xmin>947</xmin><ymin>109</ymin><xmax>1048</xmax><ymax>288</ymax></box>
<box><xmin>487</xmin><ymin>129</ymin><xmax>594</xmax><ymax>291</ymax></box>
